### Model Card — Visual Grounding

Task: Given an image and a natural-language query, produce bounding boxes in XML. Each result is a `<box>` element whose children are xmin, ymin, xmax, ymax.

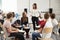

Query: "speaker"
<box><xmin>49</xmin><ymin>8</ymin><xmax>53</xmax><ymax>14</ymax></box>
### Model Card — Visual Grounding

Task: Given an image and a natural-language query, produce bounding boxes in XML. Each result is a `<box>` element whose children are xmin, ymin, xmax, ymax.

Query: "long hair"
<box><xmin>22</xmin><ymin>12</ymin><xmax>27</xmax><ymax>22</ymax></box>
<box><xmin>33</xmin><ymin>3</ymin><xmax>37</xmax><ymax>9</ymax></box>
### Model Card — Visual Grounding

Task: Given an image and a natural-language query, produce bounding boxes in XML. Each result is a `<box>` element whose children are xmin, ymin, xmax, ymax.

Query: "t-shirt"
<box><xmin>31</xmin><ymin>9</ymin><xmax>40</xmax><ymax>17</ymax></box>
<box><xmin>52</xmin><ymin>19</ymin><xmax>58</xmax><ymax>26</ymax></box>
<box><xmin>38</xmin><ymin>20</ymin><xmax>46</xmax><ymax>29</ymax></box>
<box><xmin>42</xmin><ymin>18</ymin><xmax>53</xmax><ymax>38</ymax></box>
<box><xmin>3</xmin><ymin>20</ymin><xmax>11</xmax><ymax>35</ymax></box>
<box><xmin>44</xmin><ymin>18</ymin><xmax>53</xmax><ymax>28</ymax></box>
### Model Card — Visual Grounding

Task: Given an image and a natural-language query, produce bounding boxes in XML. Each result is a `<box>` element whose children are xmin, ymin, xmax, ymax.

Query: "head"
<box><xmin>12</xmin><ymin>12</ymin><xmax>15</xmax><ymax>18</ymax></box>
<box><xmin>24</xmin><ymin>8</ymin><xmax>27</xmax><ymax>13</ymax></box>
<box><xmin>14</xmin><ymin>20</ymin><xmax>20</xmax><ymax>26</ymax></box>
<box><xmin>6</xmin><ymin>12</ymin><xmax>13</xmax><ymax>21</ymax></box>
<box><xmin>50</xmin><ymin>13</ymin><xmax>55</xmax><ymax>19</ymax></box>
<box><xmin>22</xmin><ymin>12</ymin><xmax>27</xmax><ymax>17</ymax></box>
<box><xmin>44</xmin><ymin>13</ymin><xmax>49</xmax><ymax>20</ymax></box>
<box><xmin>33</xmin><ymin>3</ymin><xmax>37</xmax><ymax>9</ymax></box>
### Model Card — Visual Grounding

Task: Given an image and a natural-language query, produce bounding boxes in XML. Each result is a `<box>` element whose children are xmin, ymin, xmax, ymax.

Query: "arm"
<box><xmin>21</xmin><ymin>18</ymin><xmax>23</xmax><ymax>25</ymax></box>
<box><xmin>6</xmin><ymin>26</ymin><xmax>19</xmax><ymax>33</ymax></box>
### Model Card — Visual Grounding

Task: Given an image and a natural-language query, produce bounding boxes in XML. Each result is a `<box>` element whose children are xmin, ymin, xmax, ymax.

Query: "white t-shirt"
<box><xmin>52</xmin><ymin>19</ymin><xmax>58</xmax><ymax>26</ymax></box>
<box><xmin>44</xmin><ymin>18</ymin><xmax>53</xmax><ymax>28</ymax></box>
<box><xmin>31</xmin><ymin>9</ymin><xmax>40</xmax><ymax>17</ymax></box>
<box><xmin>52</xmin><ymin>19</ymin><xmax>58</xmax><ymax>33</ymax></box>
<box><xmin>42</xmin><ymin>18</ymin><xmax>53</xmax><ymax>38</ymax></box>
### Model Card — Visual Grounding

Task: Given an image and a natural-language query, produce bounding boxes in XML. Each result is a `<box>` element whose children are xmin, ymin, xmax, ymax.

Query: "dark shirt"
<box><xmin>21</xmin><ymin>17</ymin><xmax>28</xmax><ymax>25</ymax></box>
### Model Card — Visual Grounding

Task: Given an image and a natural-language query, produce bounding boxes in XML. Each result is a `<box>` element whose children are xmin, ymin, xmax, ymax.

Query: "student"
<box><xmin>12</xmin><ymin>19</ymin><xmax>21</xmax><ymax>29</ymax></box>
<box><xmin>3</xmin><ymin>12</ymin><xmax>25</xmax><ymax>40</ymax></box>
<box><xmin>21</xmin><ymin>12</ymin><xmax>30</xmax><ymax>38</ymax></box>
<box><xmin>32</xmin><ymin>13</ymin><xmax>49</xmax><ymax>40</ymax></box>
<box><xmin>42</xmin><ymin>14</ymin><xmax>53</xmax><ymax>40</ymax></box>
<box><xmin>31</xmin><ymin>3</ymin><xmax>40</xmax><ymax>30</ymax></box>
<box><xmin>50</xmin><ymin>13</ymin><xmax>58</xmax><ymax>34</ymax></box>
<box><xmin>21</xmin><ymin>12</ymin><xmax>28</xmax><ymax>26</ymax></box>
<box><xmin>11</xmin><ymin>12</ymin><xmax>16</xmax><ymax>24</ymax></box>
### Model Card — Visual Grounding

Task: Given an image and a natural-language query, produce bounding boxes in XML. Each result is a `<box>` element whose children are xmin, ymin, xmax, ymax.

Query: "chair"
<box><xmin>2</xmin><ymin>26</ymin><xmax>15</xmax><ymax>40</ymax></box>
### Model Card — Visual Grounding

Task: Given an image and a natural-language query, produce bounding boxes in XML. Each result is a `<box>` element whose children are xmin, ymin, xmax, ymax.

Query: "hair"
<box><xmin>14</xmin><ymin>20</ymin><xmax>21</xmax><ymax>25</ymax></box>
<box><xmin>12</xmin><ymin>12</ymin><xmax>15</xmax><ymax>17</ymax></box>
<box><xmin>44</xmin><ymin>13</ymin><xmax>49</xmax><ymax>19</ymax></box>
<box><xmin>24</xmin><ymin>8</ymin><xmax>27</xmax><ymax>13</ymax></box>
<box><xmin>7</xmin><ymin>12</ymin><xmax>13</xmax><ymax>19</ymax></box>
<box><xmin>50</xmin><ymin>13</ymin><xmax>55</xmax><ymax>19</ymax></box>
<box><xmin>22</xmin><ymin>12</ymin><xmax>27</xmax><ymax>17</ymax></box>
<box><xmin>33</xmin><ymin>3</ymin><xmax>37</xmax><ymax>9</ymax></box>
<box><xmin>22</xmin><ymin>12</ymin><xmax>27</xmax><ymax>23</ymax></box>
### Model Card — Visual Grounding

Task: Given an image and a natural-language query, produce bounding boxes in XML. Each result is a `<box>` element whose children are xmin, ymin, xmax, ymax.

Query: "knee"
<box><xmin>32</xmin><ymin>33</ymin><xmax>34</xmax><ymax>36</ymax></box>
<box><xmin>32</xmin><ymin>32</ymin><xmax>36</xmax><ymax>37</ymax></box>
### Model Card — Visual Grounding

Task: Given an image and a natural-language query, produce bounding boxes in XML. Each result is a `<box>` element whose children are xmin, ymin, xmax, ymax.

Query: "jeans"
<box><xmin>32</xmin><ymin>32</ymin><xmax>41</xmax><ymax>40</ymax></box>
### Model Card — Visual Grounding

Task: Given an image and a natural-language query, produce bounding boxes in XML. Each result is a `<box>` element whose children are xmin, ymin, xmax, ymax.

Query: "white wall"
<box><xmin>17</xmin><ymin>0</ymin><xmax>29</xmax><ymax>14</ymax></box>
<box><xmin>17</xmin><ymin>0</ymin><xmax>49</xmax><ymax>13</ymax></box>
<box><xmin>2</xmin><ymin>0</ymin><xmax>60</xmax><ymax>21</ymax></box>
<box><xmin>50</xmin><ymin>0</ymin><xmax>60</xmax><ymax>21</ymax></box>
<box><xmin>30</xmin><ymin>0</ymin><xmax>49</xmax><ymax>11</ymax></box>
<box><xmin>50</xmin><ymin>0</ymin><xmax>60</xmax><ymax>14</ymax></box>
<box><xmin>2</xmin><ymin>0</ymin><xmax>17</xmax><ymax>13</ymax></box>
<box><xmin>17</xmin><ymin>0</ymin><xmax>49</xmax><ymax>23</ymax></box>
<box><xmin>0</xmin><ymin>0</ymin><xmax>2</xmax><ymax>9</ymax></box>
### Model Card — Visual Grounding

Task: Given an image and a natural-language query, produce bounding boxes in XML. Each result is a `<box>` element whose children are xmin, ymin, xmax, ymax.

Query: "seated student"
<box><xmin>0</xmin><ymin>13</ymin><xmax>4</xmax><ymax>32</ymax></box>
<box><xmin>0</xmin><ymin>12</ymin><xmax>4</xmax><ymax>24</ymax></box>
<box><xmin>32</xmin><ymin>13</ymin><xmax>49</xmax><ymax>40</ymax></box>
<box><xmin>21</xmin><ymin>12</ymin><xmax>28</xmax><ymax>26</ymax></box>
<box><xmin>21</xmin><ymin>12</ymin><xmax>30</xmax><ymax>38</ymax></box>
<box><xmin>50</xmin><ymin>13</ymin><xmax>58</xmax><ymax>34</ymax></box>
<box><xmin>12</xmin><ymin>19</ymin><xmax>21</xmax><ymax>29</ymax></box>
<box><xmin>42</xmin><ymin>14</ymin><xmax>53</xmax><ymax>40</ymax></box>
<box><xmin>11</xmin><ymin>12</ymin><xmax>16</xmax><ymax>24</ymax></box>
<box><xmin>3</xmin><ymin>12</ymin><xmax>25</xmax><ymax>40</ymax></box>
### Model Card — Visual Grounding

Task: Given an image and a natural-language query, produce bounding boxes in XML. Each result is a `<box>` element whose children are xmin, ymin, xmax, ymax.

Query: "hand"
<box><xmin>30</xmin><ymin>15</ymin><xmax>32</xmax><ymax>17</ymax></box>
<box><xmin>16</xmin><ymin>29</ymin><xmax>19</xmax><ymax>32</ymax></box>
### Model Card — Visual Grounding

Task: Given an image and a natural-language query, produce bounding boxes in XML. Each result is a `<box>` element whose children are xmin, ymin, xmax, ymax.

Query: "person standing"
<box><xmin>31</xmin><ymin>3</ymin><xmax>40</xmax><ymax>30</ymax></box>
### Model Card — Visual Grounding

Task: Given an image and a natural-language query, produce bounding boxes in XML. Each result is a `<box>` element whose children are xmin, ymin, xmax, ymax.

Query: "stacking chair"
<box><xmin>2</xmin><ymin>26</ymin><xmax>15</xmax><ymax>40</ymax></box>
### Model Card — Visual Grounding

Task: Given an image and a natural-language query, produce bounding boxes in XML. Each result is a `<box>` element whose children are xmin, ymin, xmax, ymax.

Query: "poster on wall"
<box><xmin>0</xmin><ymin>0</ymin><xmax>2</xmax><ymax>9</ymax></box>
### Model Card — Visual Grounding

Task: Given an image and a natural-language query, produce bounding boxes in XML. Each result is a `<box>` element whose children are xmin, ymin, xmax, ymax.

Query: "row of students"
<box><xmin>3</xmin><ymin>12</ymin><xmax>25</xmax><ymax>40</ymax></box>
<box><xmin>32</xmin><ymin>13</ymin><xmax>58</xmax><ymax>40</ymax></box>
<box><xmin>0</xmin><ymin>3</ymin><xmax>59</xmax><ymax>40</ymax></box>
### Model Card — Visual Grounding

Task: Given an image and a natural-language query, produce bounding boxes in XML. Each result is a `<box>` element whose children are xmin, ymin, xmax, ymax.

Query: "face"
<box><xmin>10</xmin><ymin>16</ymin><xmax>13</xmax><ymax>22</ymax></box>
<box><xmin>33</xmin><ymin>4</ymin><xmax>37</xmax><ymax>9</ymax></box>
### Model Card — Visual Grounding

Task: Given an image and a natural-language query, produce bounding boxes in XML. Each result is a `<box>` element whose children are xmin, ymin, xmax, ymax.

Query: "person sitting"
<box><xmin>3</xmin><ymin>12</ymin><xmax>25</xmax><ymax>40</ymax></box>
<box><xmin>12</xmin><ymin>19</ymin><xmax>21</xmax><ymax>29</ymax></box>
<box><xmin>50</xmin><ymin>13</ymin><xmax>58</xmax><ymax>34</ymax></box>
<box><xmin>21</xmin><ymin>12</ymin><xmax>30</xmax><ymax>38</ymax></box>
<box><xmin>21</xmin><ymin>12</ymin><xmax>28</xmax><ymax>26</ymax></box>
<box><xmin>42</xmin><ymin>14</ymin><xmax>54</xmax><ymax>40</ymax></box>
<box><xmin>32</xmin><ymin>13</ymin><xmax>49</xmax><ymax>40</ymax></box>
